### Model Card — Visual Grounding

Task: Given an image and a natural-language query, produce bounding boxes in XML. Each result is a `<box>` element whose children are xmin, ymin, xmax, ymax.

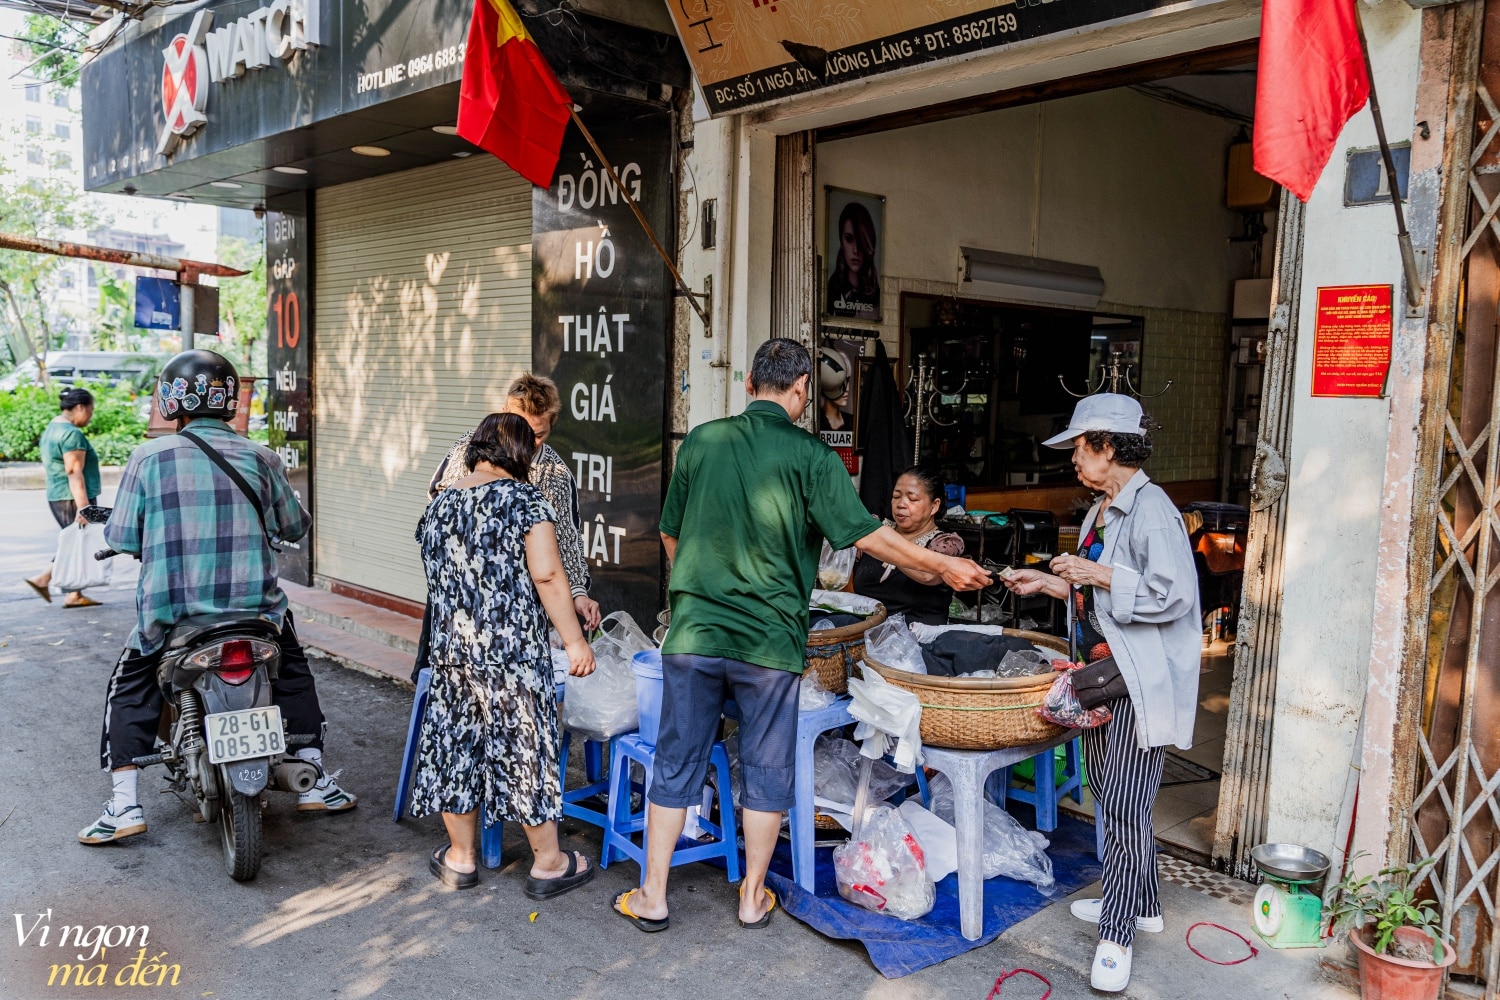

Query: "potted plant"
<box><xmin>1325</xmin><ymin>855</ymin><xmax>1456</xmax><ymax>1000</ymax></box>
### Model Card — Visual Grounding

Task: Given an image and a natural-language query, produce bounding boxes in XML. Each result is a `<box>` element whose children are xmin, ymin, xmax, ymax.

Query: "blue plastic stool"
<box><xmin>392</xmin><ymin>668</ymin><xmax>505</xmax><ymax>868</ymax></box>
<box><xmin>557</xmin><ymin>730</ymin><xmax>611</xmax><ymax>829</ymax></box>
<box><xmin>600</xmin><ymin>732</ymin><xmax>741</xmax><ymax>883</ymax></box>
<box><xmin>785</xmin><ymin>698</ymin><xmax>856</xmax><ymax>892</ymax></box>
<box><xmin>992</xmin><ymin>738</ymin><xmax>1085</xmax><ymax>832</ymax></box>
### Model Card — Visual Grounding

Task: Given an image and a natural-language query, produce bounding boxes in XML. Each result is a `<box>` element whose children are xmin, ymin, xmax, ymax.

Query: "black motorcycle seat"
<box><xmin>165</xmin><ymin>612</ymin><xmax>281</xmax><ymax>650</ymax></box>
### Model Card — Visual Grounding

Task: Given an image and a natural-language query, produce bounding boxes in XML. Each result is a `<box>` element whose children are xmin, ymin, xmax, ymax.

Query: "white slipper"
<box><xmin>1091</xmin><ymin>941</ymin><xmax>1132</xmax><ymax>993</ymax></box>
<box><xmin>1069</xmin><ymin>897</ymin><xmax>1164</xmax><ymax>933</ymax></box>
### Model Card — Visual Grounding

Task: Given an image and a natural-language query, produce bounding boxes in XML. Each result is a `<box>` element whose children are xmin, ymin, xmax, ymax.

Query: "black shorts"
<box><xmin>48</xmin><ymin>497</ymin><xmax>96</xmax><ymax>529</ymax></box>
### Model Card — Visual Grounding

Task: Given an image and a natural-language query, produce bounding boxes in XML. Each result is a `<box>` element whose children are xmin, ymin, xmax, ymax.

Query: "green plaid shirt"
<box><xmin>105</xmin><ymin>420</ymin><xmax>311</xmax><ymax>654</ymax></box>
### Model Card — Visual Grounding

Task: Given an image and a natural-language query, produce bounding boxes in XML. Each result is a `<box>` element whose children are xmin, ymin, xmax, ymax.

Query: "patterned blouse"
<box><xmin>429</xmin><ymin>433</ymin><xmax>590</xmax><ymax>598</ymax></box>
<box><xmin>416</xmin><ymin>479</ymin><xmax>557</xmax><ymax>666</ymax></box>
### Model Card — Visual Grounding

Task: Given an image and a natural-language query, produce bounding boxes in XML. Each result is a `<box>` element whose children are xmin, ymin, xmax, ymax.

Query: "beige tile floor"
<box><xmin>1058</xmin><ymin>641</ymin><xmax>1233</xmax><ymax>862</ymax></box>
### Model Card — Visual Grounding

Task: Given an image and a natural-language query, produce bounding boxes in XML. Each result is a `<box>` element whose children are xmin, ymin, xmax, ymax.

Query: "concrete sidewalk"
<box><xmin>276</xmin><ymin>578</ymin><xmax>1357</xmax><ymax>998</ymax></box>
<box><xmin>0</xmin><ymin>462</ymin><xmax>125</xmax><ymax>491</ymax></box>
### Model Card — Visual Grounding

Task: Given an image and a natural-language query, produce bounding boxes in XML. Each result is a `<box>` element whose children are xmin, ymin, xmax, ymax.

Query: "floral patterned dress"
<box><xmin>411</xmin><ymin>478</ymin><xmax>562</xmax><ymax>825</ymax></box>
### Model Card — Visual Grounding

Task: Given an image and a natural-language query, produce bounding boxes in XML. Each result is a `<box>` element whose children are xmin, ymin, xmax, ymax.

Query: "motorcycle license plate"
<box><xmin>205</xmin><ymin>707</ymin><xmax>286</xmax><ymax>764</ymax></box>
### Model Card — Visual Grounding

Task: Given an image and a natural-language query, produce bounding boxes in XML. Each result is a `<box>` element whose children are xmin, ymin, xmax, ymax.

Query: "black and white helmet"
<box><xmin>156</xmin><ymin>350</ymin><xmax>240</xmax><ymax>421</ymax></box>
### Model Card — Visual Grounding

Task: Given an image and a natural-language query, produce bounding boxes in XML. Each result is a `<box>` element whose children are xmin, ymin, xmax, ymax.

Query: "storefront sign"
<box><xmin>1311</xmin><ymin>284</ymin><xmax>1392</xmax><ymax>398</ymax></box>
<box><xmin>533</xmin><ymin>102</ymin><xmax>672</xmax><ymax>625</ymax></box>
<box><xmin>265</xmin><ymin>194</ymin><xmax>313</xmax><ymax>584</ymax></box>
<box><xmin>670</xmin><ymin>0</ymin><xmax>1193</xmax><ymax>116</ymax></box>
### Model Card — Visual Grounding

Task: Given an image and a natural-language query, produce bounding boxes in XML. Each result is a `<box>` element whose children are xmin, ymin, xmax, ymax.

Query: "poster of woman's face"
<box><xmin>825</xmin><ymin>188</ymin><xmax>884</xmax><ymax>322</ymax></box>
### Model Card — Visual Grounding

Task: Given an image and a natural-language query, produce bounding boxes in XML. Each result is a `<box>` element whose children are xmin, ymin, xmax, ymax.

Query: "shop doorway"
<box><xmin>812</xmin><ymin>56</ymin><xmax>1272</xmax><ymax>866</ymax></box>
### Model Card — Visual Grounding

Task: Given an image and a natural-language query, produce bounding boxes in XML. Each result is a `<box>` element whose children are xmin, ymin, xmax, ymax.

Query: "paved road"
<box><xmin>0</xmin><ymin>489</ymin><xmax>1342</xmax><ymax>1000</ymax></box>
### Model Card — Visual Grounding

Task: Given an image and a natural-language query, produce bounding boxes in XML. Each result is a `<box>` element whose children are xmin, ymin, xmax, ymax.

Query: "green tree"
<box><xmin>92</xmin><ymin>271</ymin><xmax>132</xmax><ymax>351</ymax></box>
<box><xmin>216</xmin><ymin>236</ymin><xmax>266</xmax><ymax>374</ymax></box>
<box><xmin>14</xmin><ymin>15</ymin><xmax>83</xmax><ymax>91</ymax></box>
<box><xmin>0</xmin><ymin>164</ymin><xmax>95</xmax><ymax>379</ymax></box>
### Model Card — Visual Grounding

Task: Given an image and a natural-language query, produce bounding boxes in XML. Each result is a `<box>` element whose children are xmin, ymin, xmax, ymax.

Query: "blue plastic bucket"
<box><xmin>632</xmin><ymin>650</ymin><xmax>665</xmax><ymax>746</ymax></box>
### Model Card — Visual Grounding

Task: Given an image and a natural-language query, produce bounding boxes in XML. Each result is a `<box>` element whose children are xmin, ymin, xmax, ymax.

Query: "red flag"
<box><xmin>1253</xmin><ymin>0</ymin><xmax>1370</xmax><ymax>202</ymax></box>
<box><xmin>456</xmin><ymin>0</ymin><xmax>572</xmax><ymax>188</ymax></box>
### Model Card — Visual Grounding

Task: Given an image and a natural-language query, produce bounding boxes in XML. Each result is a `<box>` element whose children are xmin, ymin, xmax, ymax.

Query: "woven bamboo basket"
<box><xmin>804</xmin><ymin>602</ymin><xmax>888</xmax><ymax>695</ymax></box>
<box><xmin>860</xmin><ymin>627</ymin><xmax>1069</xmax><ymax>750</ymax></box>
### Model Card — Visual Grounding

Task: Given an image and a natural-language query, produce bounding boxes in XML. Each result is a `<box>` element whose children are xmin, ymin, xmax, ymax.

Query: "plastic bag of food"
<box><xmin>865</xmin><ymin>614</ymin><xmax>927</xmax><ymax>674</ymax></box>
<box><xmin>818</xmin><ymin>539</ymin><xmax>856</xmax><ymax>590</ymax></box>
<box><xmin>928</xmin><ymin>774</ymin><xmax>1055</xmax><ymax>889</ymax></box>
<box><xmin>997</xmin><ymin>648</ymin><xmax>1052</xmax><ymax>678</ymax></box>
<box><xmin>562</xmin><ymin>616</ymin><xmax>645</xmax><ymax>739</ymax></box>
<box><xmin>834</xmin><ymin>803</ymin><xmax>936</xmax><ymax>920</ymax></box>
<box><xmin>1036</xmin><ymin>663</ymin><xmax>1113</xmax><ymax>730</ymax></box>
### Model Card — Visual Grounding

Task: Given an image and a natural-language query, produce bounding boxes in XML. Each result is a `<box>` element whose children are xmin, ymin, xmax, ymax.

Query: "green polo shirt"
<box><xmin>40</xmin><ymin>417</ymin><xmax>101</xmax><ymax>503</ymax></box>
<box><xmin>659</xmin><ymin>400</ymin><xmax>882</xmax><ymax>673</ymax></box>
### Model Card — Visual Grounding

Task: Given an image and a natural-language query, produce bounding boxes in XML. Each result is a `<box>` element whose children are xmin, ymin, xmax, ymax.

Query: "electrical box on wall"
<box><xmin>1227</xmin><ymin>143</ymin><xmax>1279</xmax><ymax>211</ymax></box>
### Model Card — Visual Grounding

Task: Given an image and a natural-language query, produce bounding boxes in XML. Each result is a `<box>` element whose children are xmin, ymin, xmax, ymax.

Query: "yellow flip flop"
<box><xmin>613</xmin><ymin>889</ymin><xmax>669</xmax><ymax>933</ymax></box>
<box><xmin>738</xmin><ymin>886</ymin><xmax>777</xmax><ymax>929</ymax></box>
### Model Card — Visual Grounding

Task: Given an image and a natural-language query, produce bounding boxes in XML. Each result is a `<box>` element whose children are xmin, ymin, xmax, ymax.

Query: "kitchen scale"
<box><xmin>1250</xmin><ymin>843</ymin><xmax>1332</xmax><ymax>949</ymax></box>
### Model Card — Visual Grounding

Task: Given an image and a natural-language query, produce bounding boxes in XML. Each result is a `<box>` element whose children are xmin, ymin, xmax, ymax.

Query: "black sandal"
<box><xmin>429</xmin><ymin>844</ymin><xmax>479</xmax><ymax>890</ymax></box>
<box><xmin>524</xmin><ymin>851</ymin><xmax>595</xmax><ymax>901</ymax></box>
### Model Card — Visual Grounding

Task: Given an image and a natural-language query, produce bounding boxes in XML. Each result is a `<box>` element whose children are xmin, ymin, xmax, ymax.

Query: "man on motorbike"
<box><xmin>80</xmin><ymin>350</ymin><xmax>356</xmax><ymax>845</ymax></box>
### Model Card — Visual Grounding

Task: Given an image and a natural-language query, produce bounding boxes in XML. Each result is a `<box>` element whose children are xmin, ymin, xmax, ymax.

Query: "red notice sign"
<box><xmin>1311</xmin><ymin>284</ymin><xmax>1393</xmax><ymax>398</ymax></box>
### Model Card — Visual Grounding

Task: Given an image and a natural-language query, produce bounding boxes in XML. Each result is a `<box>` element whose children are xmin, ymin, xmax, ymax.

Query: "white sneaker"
<box><xmin>1070</xmin><ymin>897</ymin><xmax>1164</xmax><ymax>933</ymax></box>
<box><xmin>78</xmin><ymin>803</ymin><xmax>146</xmax><ymax>845</ymax></box>
<box><xmin>296</xmin><ymin>766</ymin><xmax>357</xmax><ymax>812</ymax></box>
<box><xmin>1091</xmin><ymin>940</ymin><xmax>1132</xmax><ymax>993</ymax></box>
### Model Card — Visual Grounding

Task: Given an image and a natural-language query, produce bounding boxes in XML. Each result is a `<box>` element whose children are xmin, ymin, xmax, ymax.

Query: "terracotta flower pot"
<box><xmin>1350</xmin><ymin>924</ymin><xmax>1457</xmax><ymax>1000</ymax></box>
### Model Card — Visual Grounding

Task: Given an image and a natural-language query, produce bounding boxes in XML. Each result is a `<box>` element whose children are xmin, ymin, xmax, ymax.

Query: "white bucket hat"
<box><xmin>1042</xmin><ymin>393</ymin><xmax>1145</xmax><ymax>449</ymax></box>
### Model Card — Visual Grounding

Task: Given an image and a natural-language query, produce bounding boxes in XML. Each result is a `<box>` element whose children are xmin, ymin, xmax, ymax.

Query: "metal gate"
<box><xmin>1400</xmin><ymin>1</ymin><xmax>1498</xmax><ymax>990</ymax></box>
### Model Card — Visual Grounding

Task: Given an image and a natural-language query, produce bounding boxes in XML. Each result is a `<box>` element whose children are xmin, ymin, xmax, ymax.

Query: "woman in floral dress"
<box><xmin>413</xmin><ymin>412</ymin><xmax>596</xmax><ymax>897</ymax></box>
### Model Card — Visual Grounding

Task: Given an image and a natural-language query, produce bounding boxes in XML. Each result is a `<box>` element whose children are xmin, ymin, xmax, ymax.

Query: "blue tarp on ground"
<box><xmin>765</xmin><ymin>804</ymin><xmax>1103</xmax><ymax>978</ymax></box>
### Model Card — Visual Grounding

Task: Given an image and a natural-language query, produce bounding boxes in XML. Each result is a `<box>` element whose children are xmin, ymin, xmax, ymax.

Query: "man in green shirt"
<box><xmin>613</xmin><ymin>338</ymin><xmax>990</xmax><ymax>933</ymax></box>
<box><xmin>25</xmin><ymin>387</ymin><xmax>103</xmax><ymax>608</ymax></box>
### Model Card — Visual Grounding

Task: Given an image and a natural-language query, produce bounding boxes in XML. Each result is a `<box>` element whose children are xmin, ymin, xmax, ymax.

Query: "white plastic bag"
<box><xmin>865</xmin><ymin>614</ymin><xmax>927</xmax><ymax>674</ymax></box>
<box><xmin>834</xmin><ymin>799</ymin><xmax>936</xmax><ymax>920</ymax></box>
<box><xmin>51</xmin><ymin>523</ymin><xmax>111</xmax><ymax>593</ymax></box>
<box><xmin>812</xmin><ymin>736</ymin><xmax>913</xmax><ymax>826</ymax></box>
<box><xmin>799</xmin><ymin>668</ymin><xmax>836</xmax><ymax>712</ymax></box>
<box><xmin>928</xmin><ymin>773</ymin><xmax>1055</xmax><ymax>889</ymax></box>
<box><xmin>897</xmin><ymin>800</ymin><xmax>959</xmax><ymax>882</ymax></box>
<box><xmin>846</xmin><ymin>667</ymin><xmax>924</xmax><ymax>772</ymax></box>
<box><xmin>562</xmin><ymin>613</ymin><xmax>647</xmax><ymax>740</ymax></box>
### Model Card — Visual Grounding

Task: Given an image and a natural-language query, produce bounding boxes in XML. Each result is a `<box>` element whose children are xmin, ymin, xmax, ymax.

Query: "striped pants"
<box><xmin>1082</xmin><ymin>693</ymin><xmax>1166</xmax><ymax>947</ymax></box>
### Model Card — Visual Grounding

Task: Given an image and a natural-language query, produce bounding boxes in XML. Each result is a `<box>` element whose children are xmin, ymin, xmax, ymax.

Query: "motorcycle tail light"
<box><xmin>220</xmin><ymin>640</ymin><xmax>255</xmax><ymax>670</ymax></box>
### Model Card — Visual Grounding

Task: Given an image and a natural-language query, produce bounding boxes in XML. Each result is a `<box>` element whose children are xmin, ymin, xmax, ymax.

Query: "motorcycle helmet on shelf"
<box><xmin>818</xmin><ymin>347</ymin><xmax>850</xmax><ymax>401</ymax></box>
<box><xmin>156</xmin><ymin>350</ymin><xmax>240</xmax><ymax>421</ymax></box>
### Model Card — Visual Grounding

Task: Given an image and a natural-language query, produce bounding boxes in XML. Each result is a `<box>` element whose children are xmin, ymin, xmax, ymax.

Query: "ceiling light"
<box><xmin>452</xmin><ymin>151</ymin><xmax>472</xmax><ymax>158</ymax></box>
<box><xmin>273</xmin><ymin>165</ymin><xmax>308</xmax><ymax>175</ymax></box>
<box><xmin>210</xmin><ymin>180</ymin><xmax>243</xmax><ymax>189</ymax></box>
<box><xmin>351</xmin><ymin>145</ymin><xmax>390</xmax><ymax>157</ymax></box>
<box><xmin>432</xmin><ymin>125</ymin><xmax>459</xmax><ymax>135</ymax></box>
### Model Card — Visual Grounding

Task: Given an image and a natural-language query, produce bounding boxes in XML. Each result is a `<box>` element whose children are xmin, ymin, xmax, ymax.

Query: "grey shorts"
<box><xmin>647</xmin><ymin>653</ymin><xmax>801</xmax><ymax>813</ymax></box>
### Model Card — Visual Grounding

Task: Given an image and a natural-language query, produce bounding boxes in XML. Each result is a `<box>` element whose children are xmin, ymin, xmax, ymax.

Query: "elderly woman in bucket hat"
<box><xmin>1001</xmin><ymin>393</ymin><xmax>1200</xmax><ymax>993</ymax></box>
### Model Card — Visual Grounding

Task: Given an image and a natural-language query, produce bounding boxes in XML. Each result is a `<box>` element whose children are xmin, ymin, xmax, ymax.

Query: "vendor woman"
<box><xmin>851</xmin><ymin>467</ymin><xmax>964</xmax><ymax>626</ymax></box>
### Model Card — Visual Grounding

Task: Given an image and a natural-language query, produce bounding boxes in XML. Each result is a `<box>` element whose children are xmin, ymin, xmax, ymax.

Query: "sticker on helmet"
<box><xmin>159</xmin><ymin>381</ymin><xmax>172</xmax><ymax>399</ymax></box>
<box><xmin>207</xmin><ymin>387</ymin><xmax>226</xmax><ymax>409</ymax></box>
<box><xmin>225</xmin><ymin>376</ymin><xmax>236</xmax><ymax>397</ymax></box>
<box><xmin>182</xmin><ymin>393</ymin><xmax>200</xmax><ymax>411</ymax></box>
<box><xmin>171</xmin><ymin>377</ymin><xmax>189</xmax><ymax>400</ymax></box>
<box><xmin>163</xmin><ymin>396</ymin><xmax>179</xmax><ymax>416</ymax></box>
<box><xmin>195</xmin><ymin>373</ymin><xmax>208</xmax><ymax>394</ymax></box>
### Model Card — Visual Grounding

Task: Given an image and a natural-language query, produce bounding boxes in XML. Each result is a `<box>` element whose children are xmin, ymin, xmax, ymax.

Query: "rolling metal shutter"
<box><xmin>313</xmin><ymin>156</ymin><xmax>532</xmax><ymax>601</ymax></box>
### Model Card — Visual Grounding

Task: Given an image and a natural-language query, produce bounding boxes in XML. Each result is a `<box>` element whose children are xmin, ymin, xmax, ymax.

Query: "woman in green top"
<box><xmin>25</xmin><ymin>388</ymin><xmax>103</xmax><ymax>608</ymax></box>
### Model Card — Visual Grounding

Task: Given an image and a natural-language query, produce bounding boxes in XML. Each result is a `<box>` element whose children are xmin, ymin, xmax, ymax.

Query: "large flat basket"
<box><xmin>860</xmin><ymin>627</ymin><xmax>1068</xmax><ymax>750</ymax></box>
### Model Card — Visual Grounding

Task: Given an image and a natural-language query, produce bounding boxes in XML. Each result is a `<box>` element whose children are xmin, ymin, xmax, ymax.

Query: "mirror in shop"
<box><xmin>901</xmin><ymin>294</ymin><xmax>1145</xmax><ymax>489</ymax></box>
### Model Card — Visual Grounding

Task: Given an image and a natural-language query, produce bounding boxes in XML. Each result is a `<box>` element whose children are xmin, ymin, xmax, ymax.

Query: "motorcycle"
<box><xmin>83</xmin><ymin>505</ymin><xmax>318</xmax><ymax>881</ymax></box>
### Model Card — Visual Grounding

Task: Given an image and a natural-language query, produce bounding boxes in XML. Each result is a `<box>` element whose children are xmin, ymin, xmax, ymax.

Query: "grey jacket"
<box><xmin>1082</xmin><ymin>470</ymin><xmax>1201</xmax><ymax>750</ymax></box>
